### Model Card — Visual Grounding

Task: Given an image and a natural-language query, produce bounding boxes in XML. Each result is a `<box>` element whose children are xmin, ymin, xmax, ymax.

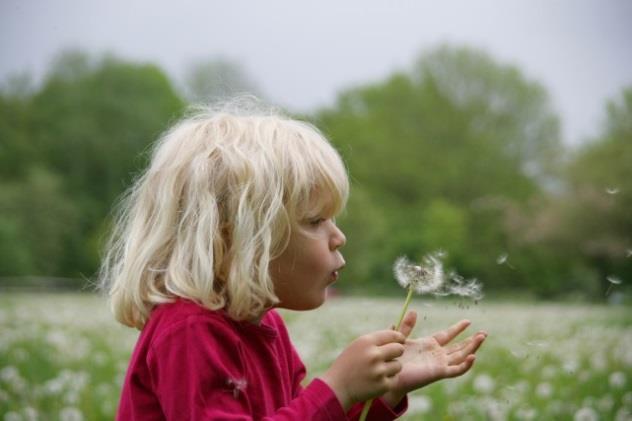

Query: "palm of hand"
<box><xmin>392</xmin><ymin>316</ymin><xmax>486</xmax><ymax>394</ymax></box>
<box><xmin>395</xmin><ymin>337</ymin><xmax>450</xmax><ymax>390</ymax></box>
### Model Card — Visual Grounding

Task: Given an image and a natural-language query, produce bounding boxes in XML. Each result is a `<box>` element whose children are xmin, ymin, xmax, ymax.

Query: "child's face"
<box><xmin>269</xmin><ymin>216</ymin><xmax>346</xmax><ymax>311</ymax></box>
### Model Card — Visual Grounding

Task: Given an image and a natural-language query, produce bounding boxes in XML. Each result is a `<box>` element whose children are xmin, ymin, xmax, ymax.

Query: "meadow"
<box><xmin>0</xmin><ymin>293</ymin><xmax>631</xmax><ymax>420</ymax></box>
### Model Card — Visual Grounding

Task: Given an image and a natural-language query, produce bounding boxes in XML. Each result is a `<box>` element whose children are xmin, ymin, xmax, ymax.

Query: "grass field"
<box><xmin>1</xmin><ymin>293</ymin><xmax>631</xmax><ymax>420</ymax></box>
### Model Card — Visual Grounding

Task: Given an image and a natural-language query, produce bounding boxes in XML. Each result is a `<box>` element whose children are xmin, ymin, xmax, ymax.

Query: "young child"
<box><xmin>99</xmin><ymin>99</ymin><xmax>487</xmax><ymax>420</ymax></box>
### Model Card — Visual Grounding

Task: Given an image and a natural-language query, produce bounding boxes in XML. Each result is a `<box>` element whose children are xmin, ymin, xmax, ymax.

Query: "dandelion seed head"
<box><xmin>393</xmin><ymin>254</ymin><xmax>443</xmax><ymax>293</ymax></box>
<box><xmin>394</xmin><ymin>252</ymin><xmax>483</xmax><ymax>299</ymax></box>
<box><xmin>496</xmin><ymin>253</ymin><xmax>508</xmax><ymax>265</ymax></box>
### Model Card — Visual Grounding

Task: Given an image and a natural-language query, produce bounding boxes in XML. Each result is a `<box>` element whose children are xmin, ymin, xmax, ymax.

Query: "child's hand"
<box><xmin>385</xmin><ymin>311</ymin><xmax>487</xmax><ymax>403</ymax></box>
<box><xmin>320</xmin><ymin>330</ymin><xmax>406</xmax><ymax>410</ymax></box>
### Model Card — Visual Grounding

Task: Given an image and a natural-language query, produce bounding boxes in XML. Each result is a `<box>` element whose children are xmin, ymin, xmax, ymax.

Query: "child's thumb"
<box><xmin>395</xmin><ymin>310</ymin><xmax>417</xmax><ymax>338</ymax></box>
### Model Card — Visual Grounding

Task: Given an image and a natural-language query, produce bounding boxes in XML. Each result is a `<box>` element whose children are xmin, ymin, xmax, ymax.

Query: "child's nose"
<box><xmin>330</xmin><ymin>225</ymin><xmax>346</xmax><ymax>250</ymax></box>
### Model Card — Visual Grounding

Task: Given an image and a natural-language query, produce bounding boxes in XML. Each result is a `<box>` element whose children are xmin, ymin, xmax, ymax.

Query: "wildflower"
<box><xmin>473</xmin><ymin>373</ymin><xmax>495</xmax><ymax>394</ymax></box>
<box><xmin>59</xmin><ymin>407</ymin><xmax>84</xmax><ymax>421</ymax></box>
<box><xmin>535</xmin><ymin>382</ymin><xmax>553</xmax><ymax>399</ymax></box>
<box><xmin>609</xmin><ymin>371</ymin><xmax>626</xmax><ymax>389</ymax></box>
<box><xmin>574</xmin><ymin>407</ymin><xmax>598</xmax><ymax>421</ymax></box>
<box><xmin>408</xmin><ymin>395</ymin><xmax>432</xmax><ymax>414</ymax></box>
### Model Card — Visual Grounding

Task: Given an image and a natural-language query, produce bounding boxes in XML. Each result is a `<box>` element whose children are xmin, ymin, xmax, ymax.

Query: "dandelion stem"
<box><xmin>359</xmin><ymin>286</ymin><xmax>414</xmax><ymax>421</ymax></box>
<box><xmin>396</xmin><ymin>286</ymin><xmax>414</xmax><ymax>330</ymax></box>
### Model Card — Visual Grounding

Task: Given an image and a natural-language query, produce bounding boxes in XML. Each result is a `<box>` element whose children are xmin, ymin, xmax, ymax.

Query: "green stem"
<box><xmin>359</xmin><ymin>286</ymin><xmax>414</xmax><ymax>421</ymax></box>
<box><xmin>396</xmin><ymin>286</ymin><xmax>414</xmax><ymax>330</ymax></box>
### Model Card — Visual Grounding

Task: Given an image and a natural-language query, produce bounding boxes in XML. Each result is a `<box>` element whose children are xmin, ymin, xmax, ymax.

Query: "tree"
<box><xmin>0</xmin><ymin>49</ymin><xmax>185</xmax><ymax>280</ymax></box>
<box><xmin>561</xmin><ymin>87</ymin><xmax>632</xmax><ymax>296</ymax></box>
<box><xmin>316</xmin><ymin>44</ymin><xmax>562</xmax><ymax>293</ymax></box>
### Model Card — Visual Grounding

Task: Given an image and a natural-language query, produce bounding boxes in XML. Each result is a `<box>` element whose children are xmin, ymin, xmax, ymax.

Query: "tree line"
<box><xmin>0</xmin><ymin>46</ymin><xmax>629</xmax><ymax>299</ymax></box>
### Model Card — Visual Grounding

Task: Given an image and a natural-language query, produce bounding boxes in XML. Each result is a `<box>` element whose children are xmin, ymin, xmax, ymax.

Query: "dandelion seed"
<box><xmin>626</xmin><ymin>249</ymin><xmax>632</xmax><ymax>258</ymax></box>
<box><xmin>606</xmin><ymin>276</ymin><xmax>622</xmax><ymax>285</ymax></box>
<box><xmin>606</xmin><ymin>187</ymin><xmax>620</xmax><ymax>195</ymax></box>
<box><xmin>496</xmin><ymin>252</ymin><xmax>515</xmax><ymax>269</ymax></box>
<box><xmin>226</xmin><ymin>377</ymin><xmax>247</xmax><ymax>398</ymax></box>
<box><xmin>605</xmin><ymin>275</ymin><xmax>623</xmax><ymax>296</ymax></box>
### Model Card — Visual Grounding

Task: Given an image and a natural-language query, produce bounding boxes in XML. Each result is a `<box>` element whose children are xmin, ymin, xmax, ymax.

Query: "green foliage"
<box><xmin>319</xmin><ymin>44</ymin><xmax>568</xmax><ymax>296</ymax></box>
<box><xmin>0</xmin><ymin>50</ymin><xmax>185</xmax><ymax>280</ymax></box>
<box><xmin>0</xmin><ymin>45</ymin><xmax>628</xmax><ymax>299</ymax></box>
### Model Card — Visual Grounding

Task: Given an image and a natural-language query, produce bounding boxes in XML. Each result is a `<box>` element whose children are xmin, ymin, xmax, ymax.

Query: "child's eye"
<box><xmin>308</xmin><ymin>217</ymin><xmax>326</xmax><ymax>226</ymax></box>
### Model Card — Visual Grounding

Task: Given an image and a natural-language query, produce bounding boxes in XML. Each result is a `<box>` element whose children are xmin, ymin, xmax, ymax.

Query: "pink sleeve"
<box><xmin>147</xmin><ymin>317</ymin><xmax>349</xmax><ymax>420</ymax></box>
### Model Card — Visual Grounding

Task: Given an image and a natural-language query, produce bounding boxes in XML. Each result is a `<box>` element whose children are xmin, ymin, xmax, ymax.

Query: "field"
<box><xmin>1</xmin><ymin>293</ymin><xmax>631</xmax><ymax>420</ymax></box>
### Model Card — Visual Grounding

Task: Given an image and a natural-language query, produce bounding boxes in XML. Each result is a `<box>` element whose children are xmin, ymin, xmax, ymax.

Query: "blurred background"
<box><xmin>1</xmin><ymin>0</ymin><xmax>630</xmax><ymax>300</ymax></box>
<box><xmin>1</xmin><ymin>1</ymin><xmax>632</xmax><ymax>420</ymax></box>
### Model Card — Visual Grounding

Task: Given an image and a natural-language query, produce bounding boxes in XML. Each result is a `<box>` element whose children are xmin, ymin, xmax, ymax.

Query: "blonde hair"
<box><xmin>98</xmin><ymin>99</ymin><xmax>349</xmax><ymax>329</ymax></box>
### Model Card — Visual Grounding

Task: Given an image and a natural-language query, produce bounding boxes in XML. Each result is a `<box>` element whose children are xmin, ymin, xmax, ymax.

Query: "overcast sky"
<box><xmin>1</xmin><ymin>0</ymin><xmax>631</xmax><ymax>145</ymax></box>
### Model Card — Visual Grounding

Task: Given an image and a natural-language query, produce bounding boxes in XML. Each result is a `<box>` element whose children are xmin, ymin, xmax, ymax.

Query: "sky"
<box><xmin>1</xmin><ymin>0</ymin><xmax>631</xmax><ymax>146</ymax></box>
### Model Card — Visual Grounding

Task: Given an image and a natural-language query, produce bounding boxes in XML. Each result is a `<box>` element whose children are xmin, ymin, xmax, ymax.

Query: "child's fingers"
<box><xmin>379</xmin><ymin>342</ymin><xmax>405</xmax><ymax>361</ymax></box>
<box><xmin>372</xmin><ymin>330</ymin><xmax>406</xmax><ymax>346</ymax></box>
<box><xmin>445</xmin><ymin>354</ymin><xmax>476</xmax><ymax>378</ymax></box>
<box><xmin>396</xmin><ymin>310</ymin><xmax>417</xmax><ymax>338</ymax></box>
<box><xmin>382</xmin><ymin>360</ymin><xmax>403</xmax><ymax>378</ymax></box>
<box><xmin>447</xmin><ymin>333</ymin><xmax>487</xmax><ymax>365</ymax></box>
<box><xmin>432</xmin><ymin>319</ymin><xmax>470</xmax><ymax>346</ymax></box>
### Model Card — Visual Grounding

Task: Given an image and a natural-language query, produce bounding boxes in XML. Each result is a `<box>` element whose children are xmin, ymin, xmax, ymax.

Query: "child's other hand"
<box><xmin>320</xmin><ymin>330</ymin><xmax>406</xmax><ymax>410</ymax></box>
<box><xmin>391</xmin><ymin>311</ymin><xmax>487</xmax><ymax>396</ymax></box>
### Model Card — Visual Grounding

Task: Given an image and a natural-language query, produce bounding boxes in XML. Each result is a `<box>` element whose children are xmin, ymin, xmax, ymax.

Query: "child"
<box><xmin>99</xmin><ymin>99</ymin><xmax>487</xmax><ymax>420</ymax></box>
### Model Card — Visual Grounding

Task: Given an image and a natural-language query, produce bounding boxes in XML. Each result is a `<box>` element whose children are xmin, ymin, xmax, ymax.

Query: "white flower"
<box><xmin>615</xmin><ymin>407</ymin><xmax>632</xmax><ymax>421</ymax></box>
<box><xmin>574</xmin><ymin>407</ymin><xmax>598</xmax><ymax>421</ymax></box>
<box><xmin>59</xmin><ymin>407</ymin><xmax>83</xmax><ymax>421</ymax></box>
<box><xmin>4</xmin><ymin>412</ymin><xmax>21</xmax><ymax>421</ymax></box>
<box><xmin>609</xmin><ymin>371</ymin><xmax>626</xmax><ymax>389</ymax></box>
<box><xmin>408</xmin><ymin>395</ymin><xmax>432</xmax><ymax>414</ymax></box>
<box><xmin>473</xmin><ymin>373</ymin><xmax>495</xmax><ymax>394</ymax></box>
<box><xmin>536</xmin><ymin>382</ymin><xmax>553</xmax><ymax>399</ymax></box>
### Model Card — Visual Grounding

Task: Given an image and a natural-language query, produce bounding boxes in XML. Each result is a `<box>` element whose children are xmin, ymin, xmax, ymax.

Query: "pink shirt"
<box><xmin>117</xmin><ymin>298</ymin><xmax>407</xmax><ymax>420</ymax></box>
